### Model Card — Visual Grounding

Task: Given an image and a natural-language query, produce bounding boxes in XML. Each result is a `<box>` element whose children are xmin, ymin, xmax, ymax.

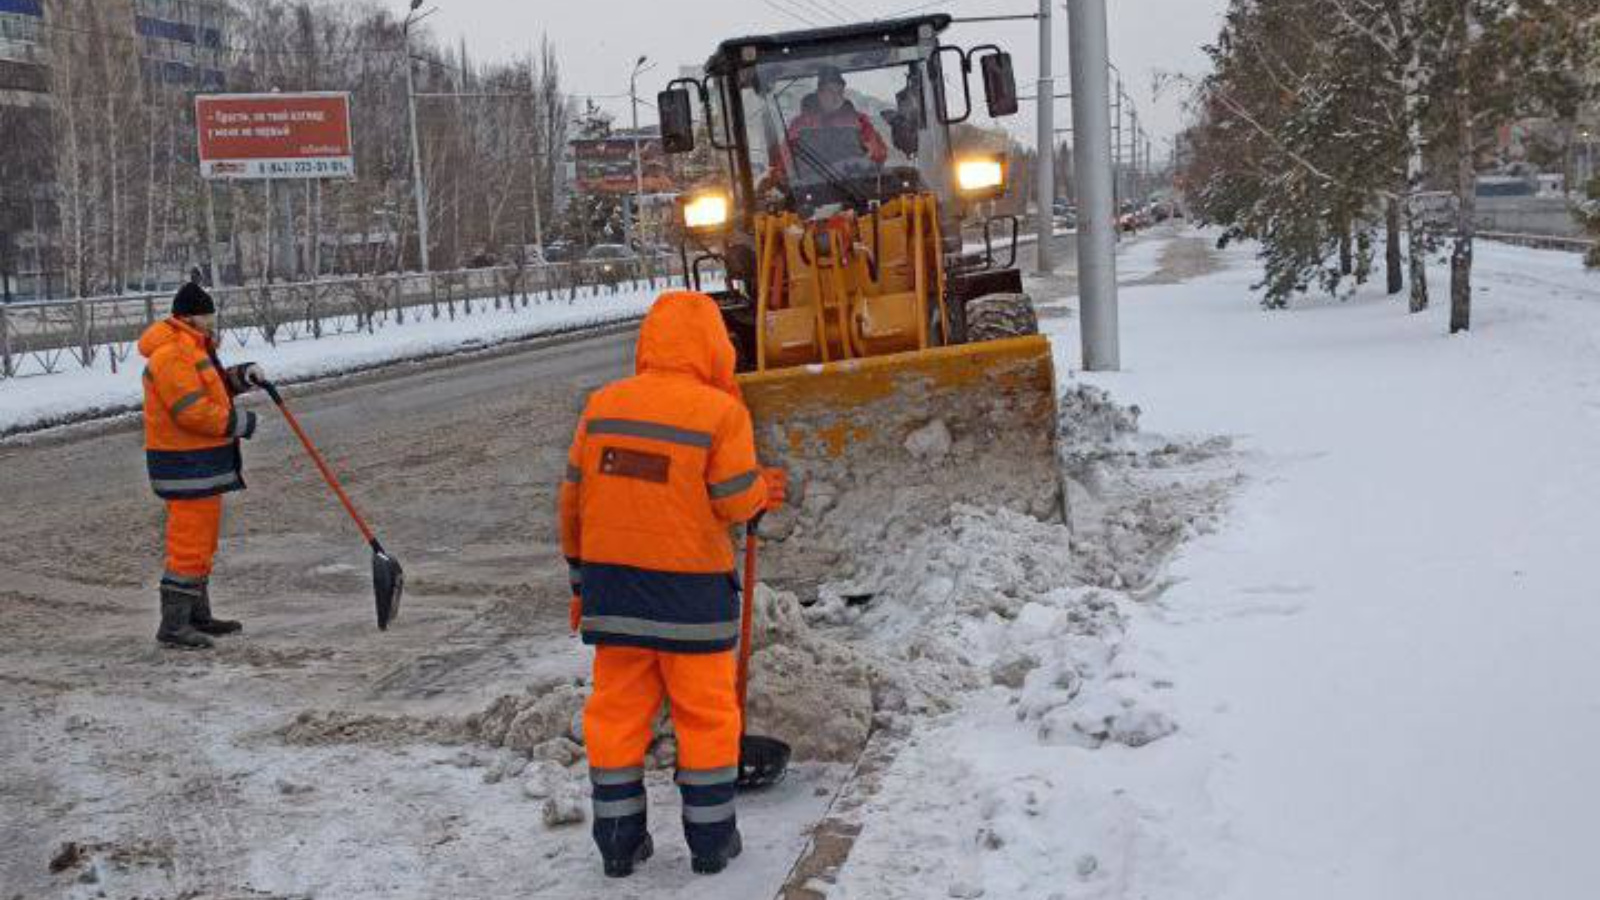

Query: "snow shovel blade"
<box><xmin>738</xmin><ymin>734</ymin><xmax>792</xmax><ymax>790</ymax></box>
<box><xmin>370</xmin><ymin>541</ymin><xmax>404</xmax><ymax>631</ymax></box>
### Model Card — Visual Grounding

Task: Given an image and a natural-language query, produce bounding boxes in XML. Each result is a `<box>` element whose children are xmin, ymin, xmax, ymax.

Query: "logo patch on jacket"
<box><xmin>600</xmin><ymin>446</ymin><xmax>670</xmax><ymax>483</ymax></box>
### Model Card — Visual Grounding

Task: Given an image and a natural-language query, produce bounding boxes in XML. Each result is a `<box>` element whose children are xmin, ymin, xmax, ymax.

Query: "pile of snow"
<box><xmin>736</xmin><ymin>381</ymin><xmax>1238</xmax><ymax>780</ymax></box>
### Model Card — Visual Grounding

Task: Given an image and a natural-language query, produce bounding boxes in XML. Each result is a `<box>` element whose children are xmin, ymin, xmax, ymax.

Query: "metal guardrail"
<box><xmin>1478</xmin><ymin>231</ymin><xmax>1597</xmax><ymax>254</ymax></box>
<box><xmin>0</xmin><ymin>255</ymin><xmax>718</xmax><ymax>380</ymax></box>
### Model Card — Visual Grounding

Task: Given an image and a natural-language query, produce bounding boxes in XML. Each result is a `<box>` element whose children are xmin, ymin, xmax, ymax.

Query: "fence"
<box><xmin>1478</xmin><ymin>230</ymin><xmax>1596</xmax><ymax>254</ymax></box>
<box><xmin>0</xmin><ymin>255</ymin><xmax>717</xmax><ymax>380</ymax></box>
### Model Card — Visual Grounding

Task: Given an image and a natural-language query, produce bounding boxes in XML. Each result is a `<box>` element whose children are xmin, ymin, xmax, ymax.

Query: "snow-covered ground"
<box><xmin>0</xmin><ymin>284</ymin><xmax>668</xmax><ymax>435</ymax></box>
<box><xmin>820</xmin><ymin>236</ymin><xmax>1600</xmax><ymax>899</ymax></box>
<box><xmin>8</xmin><ymin>229</ymin><xmax>1596</xmax><ymax>898</ymax></box>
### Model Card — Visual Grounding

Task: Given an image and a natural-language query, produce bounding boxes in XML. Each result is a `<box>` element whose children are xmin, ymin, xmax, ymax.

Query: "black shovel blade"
<box><xmin>372</xmin><ymin>548</ymin><xmax>404</xmax><ymax>631</ymax></box>
<box><xmin>737</xmin><ymin>734</ymin><xmax>792</xmax><ymax>791</ymax></box>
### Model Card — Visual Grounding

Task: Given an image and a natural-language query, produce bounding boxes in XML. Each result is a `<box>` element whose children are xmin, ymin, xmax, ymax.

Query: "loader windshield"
<box><xmin>742</xmin><ymin>48</ymin><xmax>952</xmax><ymax>215</ymax></box>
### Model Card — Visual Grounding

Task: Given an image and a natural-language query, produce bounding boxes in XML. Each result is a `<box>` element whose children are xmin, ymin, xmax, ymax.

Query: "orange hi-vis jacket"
<box><xmin>559</xmin><ymin>291</ymin><xmax>770</xmax><ymax>653</ymax></box>
<box><xmin>139</xmin><ymin>317</ymin><xmax>256</xmax><ymax>500</ymax></box>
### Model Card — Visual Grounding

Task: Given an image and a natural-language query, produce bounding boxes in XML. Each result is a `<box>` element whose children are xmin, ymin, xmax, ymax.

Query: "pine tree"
<box><xmin>1187</xmin><ymin>0</ymin><xmax>1599</xmax><ymax>327</ymax></box>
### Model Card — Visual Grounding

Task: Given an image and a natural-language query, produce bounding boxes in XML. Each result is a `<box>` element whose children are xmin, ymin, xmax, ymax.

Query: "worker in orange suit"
<box><xmin>139</xmin><ymin>281</ymin><xmax>266</xmax><ymax>650</ymax></box>
<box><xmin>558</xmin><ymin>290</ymin><xmax>784</xmax><ymax>878</ymax></box>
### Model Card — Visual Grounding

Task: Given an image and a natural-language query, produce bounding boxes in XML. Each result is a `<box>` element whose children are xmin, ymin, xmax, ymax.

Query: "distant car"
<box><xmin>584</xmin><ymin>243</ymin><xmax>637</xmax><ymax>284</ymax></box>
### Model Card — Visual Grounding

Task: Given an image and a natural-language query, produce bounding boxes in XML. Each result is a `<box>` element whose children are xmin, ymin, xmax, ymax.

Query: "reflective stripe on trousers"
<box><xmin>589</xmin><ymin>764</ymin><xmax>648</xmax><ymax>862</ymax></box>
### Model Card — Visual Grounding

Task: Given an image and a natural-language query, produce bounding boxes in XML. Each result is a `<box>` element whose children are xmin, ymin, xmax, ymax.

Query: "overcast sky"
<box><xmin>426</xmin><ymin>0</ymin><xmax>1228</xmax><ymax>152</ymax></box>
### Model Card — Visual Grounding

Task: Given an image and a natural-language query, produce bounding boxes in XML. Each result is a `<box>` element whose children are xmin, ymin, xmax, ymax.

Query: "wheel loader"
<box><xmin>658</xmin><ymin>14</ymin><xmax>1062</xmax><ymax>583</ymax></box>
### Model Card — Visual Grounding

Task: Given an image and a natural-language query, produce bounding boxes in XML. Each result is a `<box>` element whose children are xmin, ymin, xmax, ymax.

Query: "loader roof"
<box><xmin>705</xmin><ymin>14</ymin><xmax>953</xmax><ymax>76</ymax></box>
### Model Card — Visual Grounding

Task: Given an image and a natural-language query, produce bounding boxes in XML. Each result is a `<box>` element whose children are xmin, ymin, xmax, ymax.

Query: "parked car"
<box><xmin>543</xmin><ymin>241</ymin><xmax>578</xmax><ymax>263</ymax></box>
<box><xmin>584</xmin><ymin>243</ymin><xmax>637</xmax><ymax>284</ymax></box>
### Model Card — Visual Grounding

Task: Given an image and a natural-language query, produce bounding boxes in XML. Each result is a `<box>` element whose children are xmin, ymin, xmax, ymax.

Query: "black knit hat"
<box><xmin>172</xmin><ymin>282</ymin><xmax>216</xmax><ymax>317</ymax></box>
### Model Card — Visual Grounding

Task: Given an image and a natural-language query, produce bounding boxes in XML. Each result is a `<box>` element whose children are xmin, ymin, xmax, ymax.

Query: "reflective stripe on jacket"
<box><xmin>139</xmin><ymin>318</ymin><xmax>249</xmax><ymax>500</ymax></box>
<box><xmin>559</xmin><ymin>291</ymin><xmax>768</xmax><ymax>653</ymax></box>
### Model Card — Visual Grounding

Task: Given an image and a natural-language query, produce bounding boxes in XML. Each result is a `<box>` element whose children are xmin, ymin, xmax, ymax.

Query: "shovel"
<box><xmin>736</xmin><ymin>516</ymin><xmax>792</xmax><ymax>790</ymax></box>
<box><xmin>261</xmin><ymin>381</ymin><xmax>404</xmax><ymax>631</ymax></box>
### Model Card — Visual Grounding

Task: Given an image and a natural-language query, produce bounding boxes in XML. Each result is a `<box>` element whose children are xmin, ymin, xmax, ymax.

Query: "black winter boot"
<box><xmin>691</xmin><ymin>828</ymin><xmax>742</xmax><ymax>875</ymax></box>
<box><xmin>603</xmin><ymin>833</ymin><xmax>654</xmax><ymax>879</ymax></box>
<box><xmin>157</xmin><ymin>587</ymin><xmax>213</xmax><ymax>650</ymax></box>
<box><xmin>190</xmin><ymin>585</ymin><xmax>242</xmax><ymax>636</ymax></box>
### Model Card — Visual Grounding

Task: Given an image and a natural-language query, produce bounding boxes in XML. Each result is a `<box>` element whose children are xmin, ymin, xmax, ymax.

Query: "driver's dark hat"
<box><xmin>817</xmin><ymin>65</ymin><xmax>846</xmax><ymax>88</ymax></box>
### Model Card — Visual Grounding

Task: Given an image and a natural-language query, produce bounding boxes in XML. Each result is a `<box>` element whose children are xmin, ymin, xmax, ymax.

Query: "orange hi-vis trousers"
<box><xmin>163</xmin><ymin>496</ymin><xmax>223</xmax><ymax>592</ymax></box>
<box><xmin>584</xmin><ymin>646</ymin><xmax>741</xmax><ymax>859</ymax></box>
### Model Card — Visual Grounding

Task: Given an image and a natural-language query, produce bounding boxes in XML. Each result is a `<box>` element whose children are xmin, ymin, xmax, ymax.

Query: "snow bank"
<box><xmin>0</xmin><ymin>285</ymin><xmax>664</xmax><ymax>436</ymax></box>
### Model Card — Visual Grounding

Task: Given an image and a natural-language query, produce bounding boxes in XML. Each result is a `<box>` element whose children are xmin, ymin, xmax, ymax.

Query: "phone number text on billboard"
<box><xmin>203</xmin><ymin>158</ymin><xmax>355</xmax><ymax>180</ymax></box>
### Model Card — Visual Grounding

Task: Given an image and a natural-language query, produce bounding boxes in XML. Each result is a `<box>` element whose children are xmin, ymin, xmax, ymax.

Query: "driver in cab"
<box><xmin>761</xmin><ymin>65</ymin><xmax>888</xmax><ymax>193</ymax></box>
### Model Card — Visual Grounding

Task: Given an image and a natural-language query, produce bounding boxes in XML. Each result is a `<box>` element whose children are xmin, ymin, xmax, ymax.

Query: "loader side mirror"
<box><xmin>980</xmin><ymin>52</ymin><xmax>1019</xmax><ymax>117</ymax></box>
<box><xmin>659</xmin><ymin>88</ymin><xmax>696</xmax><ymax>154</ymax></box>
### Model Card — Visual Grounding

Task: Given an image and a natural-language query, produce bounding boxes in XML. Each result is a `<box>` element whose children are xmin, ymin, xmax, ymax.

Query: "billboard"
<box><xmin>572</xmin><ymin>133</ymin><xmax>674</xmax><ymax>195</ymax></box>
<box><xmin>196</xmin><ymin>92</ymin><xmax>354</xmax><ymax>180</ymax></box>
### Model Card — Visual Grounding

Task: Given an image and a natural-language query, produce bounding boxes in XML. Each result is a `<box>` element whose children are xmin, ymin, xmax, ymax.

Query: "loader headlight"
<box><xmin>682</xmin><ymin>190</ymin><xmax>731</xmax><ymax>232</ymax></box>
<box><xmin>956</xmin><ymin>155</ymin><xmax>1007</xmax><ymax>199</ymax></box>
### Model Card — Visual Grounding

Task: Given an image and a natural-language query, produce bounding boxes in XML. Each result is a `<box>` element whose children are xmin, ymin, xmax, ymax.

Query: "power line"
<box><xmin>788</xmin><ymin>0</ymin><xmax>847</xmax><ymax>23</ymax></box>
<box><xmin>761</xmin><ymin>0</ymin><xmax>820</xmax><ymax>27</ymax></box>
<box><xmin>808</xmin><ymin>0</ymin><xmax>860</xmax><ymax>23</ymax></box>
<box><xmin>875</xmin><ymin>0</ymin><xmax>978</xmax><ymax>20</ymax></box>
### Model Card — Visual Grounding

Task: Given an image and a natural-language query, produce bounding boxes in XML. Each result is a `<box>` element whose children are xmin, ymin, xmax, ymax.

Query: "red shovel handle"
<box><xmin>263</xmin><ymin>382</ymin><xmax>378</xmax><ymax>547</ymax></box>
<box><xmin>737</xmin><ymin>518</ymin><xmax>760</xmax><ymax>721</ymax></box>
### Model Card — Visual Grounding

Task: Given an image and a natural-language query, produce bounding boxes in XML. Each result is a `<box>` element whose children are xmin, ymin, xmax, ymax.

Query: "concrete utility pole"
<box><xmin>1067</xmin><ymin>0</ymin><xmax>1120</xmax><ymax>371</ymax></box>
<box><xmin>403</xmin><ymin>0</ymin><xmax>431</xmax><ymax>273</ymax></box>
<box><xmin>1034</xmin><ymin>0</ymin><xmax>1055</xmax><ymax>273</ymax></box>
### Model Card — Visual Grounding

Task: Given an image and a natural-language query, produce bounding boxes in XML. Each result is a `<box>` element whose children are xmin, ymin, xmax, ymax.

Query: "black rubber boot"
<box><xmin>157</xmin><ymin>588</ymin><xmax>213</xmax><ymax>650</ymax></box>
<box><xmin>190</xmin><ymin>585</ymin><xmax>242</xmax><ymax>636</ymax></box>
<box><xmin>691</xmin><ymin>829</ymin><xmax>742</xmax><ymax>876</ymax></box>
<box><xmin>602</xmin><ymin>833</ymin><xmax>654</xmax><ymax>879</ymax></box>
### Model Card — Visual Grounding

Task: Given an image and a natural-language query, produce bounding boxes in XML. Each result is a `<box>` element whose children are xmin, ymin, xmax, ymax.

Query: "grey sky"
<box><xmin>427</xmin><ymin>0</ymin><xmax>1227</xmax><ymax>151</ymax></box>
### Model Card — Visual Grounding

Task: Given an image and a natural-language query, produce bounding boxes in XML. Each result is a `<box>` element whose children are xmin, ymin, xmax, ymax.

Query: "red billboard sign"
<box><xmin>572</xmin><ymin>135</ymin><xmax>674</xmax><ymax>195</ymax></box>
<box><xmin>196</xmin><ymin>92</ymin><xmax>354</xmax><ymax>180</ymax></box>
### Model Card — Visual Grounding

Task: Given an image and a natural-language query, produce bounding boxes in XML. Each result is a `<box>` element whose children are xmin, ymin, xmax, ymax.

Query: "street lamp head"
<box><xmin>409</xmin><ymin>0</ymin><xmax>423</xmax><ymax>9</ymax></box>
<box><xmin>637</xmin><ymin>54</ymin><xmax>648</xmax><ymax>66</ymax></box>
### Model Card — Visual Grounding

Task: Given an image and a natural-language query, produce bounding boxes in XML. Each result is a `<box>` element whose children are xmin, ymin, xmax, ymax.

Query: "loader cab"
<box><xmin>741</xmin><ymin>54</ymin><xmax>951</xmax><ymax>217</ymax></box>
<box><xmin>661</xmin><ymin>14</ymin><xmax>1019</xmax><ymax>241</ymax></box>
<box><xmin>659</xmin><ymin>14</ymin><xmax>1023</xmax><ymax>371</ymax></box>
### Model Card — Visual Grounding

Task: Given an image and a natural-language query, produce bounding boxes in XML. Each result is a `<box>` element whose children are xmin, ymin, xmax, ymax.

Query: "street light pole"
<box><xmin>403</xmin><ymin>1</ymin><xmax>431</xmax><ymax>273</ymax></box>
<box><xmin>1034</xmin><ymin>0</ymin><xmax>1055</xmax><ymax>273</ymax></box>
<box><xmin>629</xmin><ymin>55</ymin><xmax>655</xmax><ymax>256</ymax></box>
<box><xmin>527</xmin><ymin>55</ymin><xmax>545</xmax><ymax>254</ymax></box>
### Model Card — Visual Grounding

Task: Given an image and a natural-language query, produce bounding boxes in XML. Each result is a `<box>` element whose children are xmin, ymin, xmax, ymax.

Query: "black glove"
<box><xmin>233</xmin><ymin>409</ymin><xmax>258</xmax><ymax>440</ymax></box>
<box><xmin>227</xmin><ymin>363</ymin><xmax>267</xmax><ymax>393</ymax></box>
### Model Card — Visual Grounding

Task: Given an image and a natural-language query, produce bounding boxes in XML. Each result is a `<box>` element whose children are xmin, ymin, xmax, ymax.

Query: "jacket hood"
<box><xmin>635</xmin><ymin>291</ymin><xmax>740</xmax><ymax>398</ymax></box>
<box><xmin>138</xmin><ymin>317</ymin><xmax>207</xmax><ymax>360</ymax></box>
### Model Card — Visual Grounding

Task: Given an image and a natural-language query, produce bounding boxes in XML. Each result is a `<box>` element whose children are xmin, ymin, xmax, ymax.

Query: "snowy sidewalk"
<box><xmin>1063</xmin><ymin>239</ymin><xmax>1600</xmax><ymax>899</ymax></box>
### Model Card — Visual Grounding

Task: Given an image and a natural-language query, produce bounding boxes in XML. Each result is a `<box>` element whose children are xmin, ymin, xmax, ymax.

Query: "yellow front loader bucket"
<box><xmin>737</xmin><ymin>335</ymin><xmax>1062</xmax><ymax>592</ymax></box>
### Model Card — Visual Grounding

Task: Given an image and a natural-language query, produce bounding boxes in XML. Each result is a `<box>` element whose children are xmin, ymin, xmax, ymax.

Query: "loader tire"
<box><xmin>964</xmin><ymin>292</ymin><xmax>1039</xmax><ymax>343</ymax></box>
